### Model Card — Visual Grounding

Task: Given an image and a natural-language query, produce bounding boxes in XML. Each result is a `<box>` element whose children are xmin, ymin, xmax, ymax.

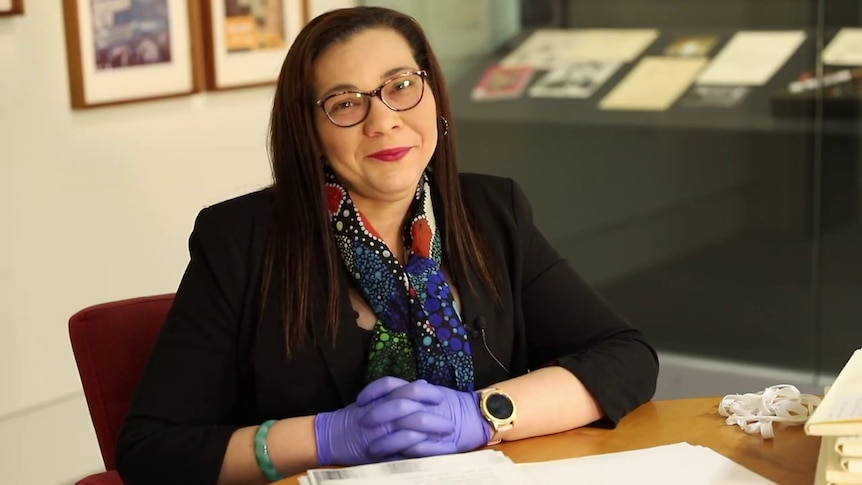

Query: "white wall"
<box><xmin>308</xmin><ymin>0</ymin><xmax>361</xmax><ymax>19</ymax></box>
<box><xmin>0</xmin><ymin>1</ymin><xmax>275</xmax><ymax>420</ymax></box>
<box><xmin>0</xmin><ymin>3</ymin><xmax>281</xmax><ymax>483</ymax></box>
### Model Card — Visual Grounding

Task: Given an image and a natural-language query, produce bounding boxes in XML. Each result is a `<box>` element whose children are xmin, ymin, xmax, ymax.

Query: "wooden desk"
<box><xmin>278</xmin><ymin>397</ymin><xmax>819</xmax><ymax>485</ymax></box>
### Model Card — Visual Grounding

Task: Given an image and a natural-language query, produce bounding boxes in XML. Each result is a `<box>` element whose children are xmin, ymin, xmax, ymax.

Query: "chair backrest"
<box><xmin>69</xmin><ymin>293</ymin><xmax>174</xmax><ymax>471</ymax></box>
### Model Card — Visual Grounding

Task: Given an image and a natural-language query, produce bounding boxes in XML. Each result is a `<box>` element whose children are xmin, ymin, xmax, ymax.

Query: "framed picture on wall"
<box><xmin>62</xmin><ymin>0</ymin><xmax>202</xmax><ymax>109</ymax></box>
<box><xmin>0</xmin><ymin>0</ymin><xmax>25</xmax><ymax>16</ymax></box>
<box><xmin>200</xmin><ymin>0</ymin><xmax>307</xmax><ymax>90</ymax></box>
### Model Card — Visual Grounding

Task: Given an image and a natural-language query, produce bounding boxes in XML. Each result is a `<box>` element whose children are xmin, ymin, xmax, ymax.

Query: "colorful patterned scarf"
<box><xmin>324</xmin><ymin>167</ymin><xmax>475</xmax><ymax>392</ymax></box>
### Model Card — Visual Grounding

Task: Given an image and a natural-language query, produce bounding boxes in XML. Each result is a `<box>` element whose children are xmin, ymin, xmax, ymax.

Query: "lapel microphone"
<box><xmin>472</xmin><ymin>316</ymin><xmax>510</xmax><ymax>375</ymax></box>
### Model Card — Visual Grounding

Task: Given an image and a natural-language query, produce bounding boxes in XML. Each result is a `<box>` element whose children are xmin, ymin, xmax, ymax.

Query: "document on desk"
<box><xmin>500</xmin><ymin>28</ymin><xmax>658</xmax><ymax>69</ymax></box>
<box><xmin>696</xmin><ymin>31</ymin><xmax>806</xmax><ymax>86</ymax></box>
<box><xmin>299</xmin><ymin>443</ymin><xmax>774</xmax><ymax>485</ymax></box>
<box><xmin>301</xmin><ymin>450</ymin><xmax>522</xmax><ymax>485</ymax></box>
<box><xmin>805</xmin><ymin>348</ymin><xmax>862</xmax><ymax>436</ymax></box>
<box><xmin>598</xmin><ymin>56</ymin><xmax>708</xmax><ymax>111</ymax></box>
<box><xmin>817</xmin><ymin>436</ymin><xmax>862</xmax><ymax>485</ymax></box>
<box><xmin>823</xmin><ymin>28</ymin><xmax>862</xmax><ymax>66</ymax></box>
<box><xmin>518</xmin><ymin>442</ymin><xmax>776</xmax><ymax>484</ymax></box>
<box><xmin>306</xmin><ymin>466</ymin><xmax>522</xmax><ymax>485</ymax></box>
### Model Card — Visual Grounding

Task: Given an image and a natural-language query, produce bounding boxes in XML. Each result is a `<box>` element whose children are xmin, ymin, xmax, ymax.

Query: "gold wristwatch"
<box><xmin>477</xmin><ymin>387</ymin><xmax>516</xmax><ymax>445</ymax></box>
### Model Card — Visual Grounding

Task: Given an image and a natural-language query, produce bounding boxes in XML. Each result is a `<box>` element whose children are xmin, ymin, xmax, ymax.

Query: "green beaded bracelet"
<box><xmin>254</xmin><ymin>419</ymin><xmax>284</xmax><ymax>482</ymax></box>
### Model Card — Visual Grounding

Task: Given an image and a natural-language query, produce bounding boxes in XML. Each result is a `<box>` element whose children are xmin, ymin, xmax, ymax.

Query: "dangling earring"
<box><xmin>440</xmin><ymin>115</ymin><xmax>449</xmax><ymax>136</ymax></box>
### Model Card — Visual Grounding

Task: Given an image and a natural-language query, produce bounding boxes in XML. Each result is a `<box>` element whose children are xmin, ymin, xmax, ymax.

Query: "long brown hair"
<box><xmin>264</xmin><ymin>6</ymin><xmax>499</xmax><ymax>352</ymax></box>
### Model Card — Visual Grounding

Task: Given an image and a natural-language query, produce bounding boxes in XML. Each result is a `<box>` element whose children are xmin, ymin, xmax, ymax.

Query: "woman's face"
<box><xmin>313</xmin><ymin>28</ymin><xmax>438</xmax><ymax>207</ymax></box>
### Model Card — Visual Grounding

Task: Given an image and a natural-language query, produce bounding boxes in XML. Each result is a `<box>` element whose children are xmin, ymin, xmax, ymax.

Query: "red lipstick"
<box><xmin>368</xmin><ymin>147</ymin><xmax>411</xmax><ymax>162</ymax></box>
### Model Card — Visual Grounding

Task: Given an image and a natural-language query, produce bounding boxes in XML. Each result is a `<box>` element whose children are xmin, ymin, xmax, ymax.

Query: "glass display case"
<box><xmin>367</xmin><ymin>0</ymin><xmax>862</xmax><ymax>378</ymax></box>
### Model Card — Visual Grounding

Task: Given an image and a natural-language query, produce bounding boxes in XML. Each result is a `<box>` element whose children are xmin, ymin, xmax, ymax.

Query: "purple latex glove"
<box><xmin>314</xmin><ymin>377</ymin><xmax>456</xmax><ymax>466</ymax></box>
<box><xmin>358</xmin><ymin>380</ymin><xmax>492</xmax><ymax>458</ymax></box>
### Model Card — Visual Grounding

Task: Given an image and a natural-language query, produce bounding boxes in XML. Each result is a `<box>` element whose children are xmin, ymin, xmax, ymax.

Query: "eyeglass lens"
<box><xmin>323</xmin><ymin>73</ymin><xmax>424</xmax><ymax>127</ymax></box>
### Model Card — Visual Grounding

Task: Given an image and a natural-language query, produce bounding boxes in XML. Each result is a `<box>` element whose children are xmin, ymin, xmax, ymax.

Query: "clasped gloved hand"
<box><xmin>314</xmin><ymin>377</ymin><xmax>491</xmax><ymax>466</ymax></box>
<box><xmin>314</xmin><ymin>377</ymin><xmax>455</xmax><ymax>466</ymax></box>
<box><xmin>357</xmin><ymin>378</ymin><xmax>491</xmax><ymax>459</ymax></box>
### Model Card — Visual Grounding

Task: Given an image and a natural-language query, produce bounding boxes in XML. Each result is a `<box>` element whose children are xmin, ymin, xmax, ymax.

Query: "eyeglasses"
<box><xmin>316</xmin><ymin>70</ymin><xmax>428</xmax><ymax>128</ymax></box>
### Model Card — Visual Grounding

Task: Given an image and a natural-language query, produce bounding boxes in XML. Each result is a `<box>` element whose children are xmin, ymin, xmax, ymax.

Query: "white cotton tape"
<box><xmin>718</xmin><ymin>384</ymin><xmax>821</xmax><ymax>439</ymax></box>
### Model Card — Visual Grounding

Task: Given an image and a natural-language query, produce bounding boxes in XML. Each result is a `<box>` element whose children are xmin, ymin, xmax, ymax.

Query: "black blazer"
<box><xmin>116</xmin><ymin>174</ymin><xmax>659</xmax><ymax>485</ymax></box>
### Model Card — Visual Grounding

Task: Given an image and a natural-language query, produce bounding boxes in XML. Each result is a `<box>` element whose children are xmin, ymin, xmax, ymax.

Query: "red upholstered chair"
<box><xmin>68</xmin><ymin>294</ymin><xmax>175</xmax><ymax>485</ymax></box>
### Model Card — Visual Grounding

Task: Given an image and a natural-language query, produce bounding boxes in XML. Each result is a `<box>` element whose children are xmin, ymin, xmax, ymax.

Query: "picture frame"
<box><xmin>200</xmin><ymin>0</ymin><xmax>308</xmax><ymax>90</ymax></box>
<box><xmin>62</xmin><ymin>0</ymin><xmax>202</xmax><ymax>109</ymax></box>
<box><xmin>0</xmin><ymin>0</ymin><xmax>24</xmax><ymax>16</ymax></box>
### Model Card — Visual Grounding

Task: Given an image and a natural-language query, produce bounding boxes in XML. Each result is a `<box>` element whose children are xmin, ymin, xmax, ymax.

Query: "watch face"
<box><xmin>486</xmin><ymin>393</ymin><xmax>514</xmax><ymax>420</ymax></box>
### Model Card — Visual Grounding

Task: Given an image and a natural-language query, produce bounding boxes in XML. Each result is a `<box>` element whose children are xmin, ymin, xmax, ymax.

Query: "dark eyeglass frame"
<box><xmin>316</xmin><ymin>70</ymin><xmax>428</xmax><ymax>128</ymax></box>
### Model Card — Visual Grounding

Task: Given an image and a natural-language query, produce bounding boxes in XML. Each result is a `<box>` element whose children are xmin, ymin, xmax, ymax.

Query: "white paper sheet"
<box><xmin>314</xmin><ymin>465</ymin><xmax>524</xmax><ymax>485</ymax></box>
<box><xmin>818</xmin><ymin>436</ymin><xmax>862</xmax><ymax>485</ymax></box>
<box><xmin>528</xmin><ymin>61</ymin><xmax>622</xmax><ymax>98</ymax></box>
<box><xmin>599</xmin><ymin>56</ymin><xmax>708</xmax><ymax>111</ymax></box>
<box><xmin>841</xmin><ymin>457</ymin><xmax>862</xmax><ymax>473</ymax></box>
<box><xmin>299</xmin><ymin>443</ymin><xmax>774</xmax><ymax>485</ymax></box>
<box><xmin>806</xmin><ymin>349</ymin><xmax>862</xmax><ymax>436</ymax></box>
<box><xmin>501</xmin><ymin>28</ymin><xmax>658</xmax><ymax>69</ymax></box>
<box><xmin>836</xmin><ymin>436</ymin><xmax>862</xmax><ymax>457</ymax></box>
<box><xmin>499</xmin><ymin>29</ymin><xmax>573</xmax><ymax>69</ymax></box>
<box><xmin>696</xmin><ymin>31</ymin><xmax>806</xmax><ymax>86</ymax></box>
<box><xmin>303</xmin><ymin>450</ymin><xmax>515</xmax><ymax>485</ymax></box>
<box><xmin>823</xmin><ymin>28</ymin><xmax>862</xmax><ymax>66</ymax></box>
<box><xmin>518</xmin><ymin>442</ymin><xmax>776</xmax><ymax>484</ymax></box>
<box><xmin>564</xmin><ymin>29</ymin><xmax>659</xmax><ymax>62</ymax></box>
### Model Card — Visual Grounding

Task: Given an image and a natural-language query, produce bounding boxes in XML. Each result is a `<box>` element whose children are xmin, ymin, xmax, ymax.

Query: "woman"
<box><xmin>116</xmin><ymin>6</ymin><xmax>659</xmax><ymax>485</ymax></box>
